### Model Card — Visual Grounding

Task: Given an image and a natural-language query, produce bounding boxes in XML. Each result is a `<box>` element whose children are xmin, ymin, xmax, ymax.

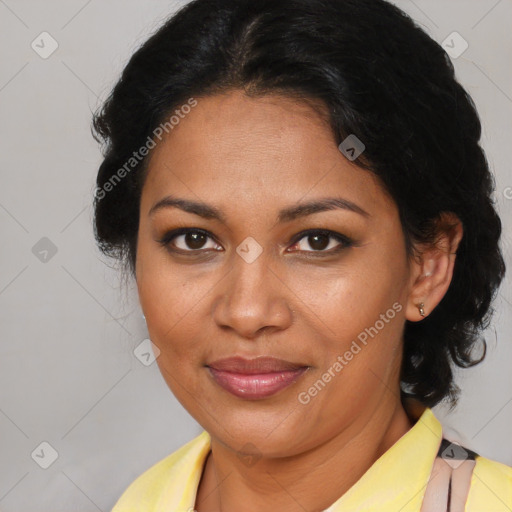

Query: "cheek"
<box><xmin>288</xmin><ymin>245</ymin><xmax>407</xmax><ymax>385</ymax></box>
<box><xmin>136</xmin><ymin>242</ymin><xmax>205</xmax><ymax>362</ymax></box>
<box><xmin>138</xmin><ymin>264</ymin><xmax>208</xmax><ymax>407</ymax></box>
<box><xmin>290</xmin><ymin>252</ymin><xmax>403</xmax><ymax>337</ymax></box>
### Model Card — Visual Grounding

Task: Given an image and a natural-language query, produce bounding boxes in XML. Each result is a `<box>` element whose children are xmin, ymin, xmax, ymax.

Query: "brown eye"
<box><xmin>183</xmin><ymin>231</ymin><xmax>208</xmax><ymax>250</ymax></box>
<box><xmin>288</xmin><ymin>229</ymin><xmax>354</xmax><ymax>254</ymax></box>
<box><xmin>305</xmin><ymin>233</ymin><xmax>330</xmax><ymax>251</ymax></box>
<box><xmin>158</xmin><ymin>228</ymin><xmax>222</xmax><ymax>253</ymax></box>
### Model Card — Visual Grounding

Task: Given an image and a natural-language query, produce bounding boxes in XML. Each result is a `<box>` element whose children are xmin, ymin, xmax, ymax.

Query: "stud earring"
<box><xmin>417</xmin><ymin>302</ymin><xmax>426</xmax><ymax>317</ymax></box>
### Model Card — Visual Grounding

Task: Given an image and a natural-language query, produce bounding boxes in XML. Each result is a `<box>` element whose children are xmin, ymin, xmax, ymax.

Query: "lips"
<box><xmin>206</xmin><ymin>356</ymin><xmax>309</xmax><ymax>399</ymax></box>
<box><xmin>207</xmin><ymin>356</ymin><xmax>306</xmax><ymax>373</ymax></box>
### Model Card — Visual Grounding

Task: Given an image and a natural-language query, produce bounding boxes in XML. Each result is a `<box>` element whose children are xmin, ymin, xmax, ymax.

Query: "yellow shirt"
<box><xmin>112</xmin><ymin>406</ymin><xmax>512</xmax><ymax>511</ymax></box>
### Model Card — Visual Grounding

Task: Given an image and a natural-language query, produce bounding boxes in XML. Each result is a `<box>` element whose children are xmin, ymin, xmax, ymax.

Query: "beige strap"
<box><xmin>420</xmin><ymin>457</ymin><xmax>453</xmax><ymax>512</ymax></box>
<box><xmin>449</xmin><ymin>459</ymin><xmax>476</xmax><ymax>512</ymax></box>
<box><xmin>420</xmin><ymin>445</ymin><xmax>477</xmax><ymax>512</ymax></box>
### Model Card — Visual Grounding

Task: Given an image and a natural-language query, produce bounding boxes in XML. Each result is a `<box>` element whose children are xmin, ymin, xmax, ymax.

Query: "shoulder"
<box><xmin>111</xmin><ymin>430</ymin><xmax>210</xmax><ymax>512</ymax></box>
<box><xmin>466</xmin><ymin>454</ymin><xmax>512</xmax><ymax>511</ymax></box>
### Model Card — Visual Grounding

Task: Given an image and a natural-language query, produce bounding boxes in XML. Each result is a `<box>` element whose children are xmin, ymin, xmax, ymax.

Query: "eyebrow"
<box><xmin>148</xmin><ymin>195</ymin><xmax>370</xmax><ymax>223</ymax></box>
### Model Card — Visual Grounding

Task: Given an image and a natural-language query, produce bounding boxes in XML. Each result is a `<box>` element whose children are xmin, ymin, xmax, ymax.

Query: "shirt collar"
<box><xmin>161</xmin><ymin>398</ymin><xmax>442</xmax><ymax>511</ymax></box>
<box><xmin>325</xmin><ymin>398</ymin><xmax>443</xmax><ymax>510</ymax></box>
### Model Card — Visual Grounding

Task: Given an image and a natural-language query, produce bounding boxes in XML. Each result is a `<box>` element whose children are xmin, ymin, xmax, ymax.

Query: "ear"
<box><xmin>405</xmin><ymin>212</ymin><xmax>464</xmax><ymax>322</ymax></box>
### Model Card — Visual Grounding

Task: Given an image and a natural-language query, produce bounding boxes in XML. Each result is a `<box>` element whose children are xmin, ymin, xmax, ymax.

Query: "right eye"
<box><xmin>157</xmin><ymin>228</ymin><xmax>223</xmax><ymax>254</ymax></box>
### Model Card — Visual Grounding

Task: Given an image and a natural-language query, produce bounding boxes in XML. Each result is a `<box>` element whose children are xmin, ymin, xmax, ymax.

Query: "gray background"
<box><xmin>0</xmin><ymin>0</ymin><xmax>511</xmax><ymax>510</ymax></box>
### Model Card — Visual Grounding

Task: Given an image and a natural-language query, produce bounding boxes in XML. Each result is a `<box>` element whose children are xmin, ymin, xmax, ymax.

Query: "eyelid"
<box><xmin>288</xmin><ymin>228</ymin><xmax>352</xmax><ymax>247</ymax></box>
<box><xmin>157</xmin><ymin>227</ymin><xmax>221</xmax><ymax>251</ymax></box>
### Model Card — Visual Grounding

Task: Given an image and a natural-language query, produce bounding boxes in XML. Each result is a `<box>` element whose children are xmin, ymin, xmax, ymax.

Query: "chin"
<box><xmin>202</xmin><ymin>406</ymin><xmax>312</xmax><ymax>458</ymax></box>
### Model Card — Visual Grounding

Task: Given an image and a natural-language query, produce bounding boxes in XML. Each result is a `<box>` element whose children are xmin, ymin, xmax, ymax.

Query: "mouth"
<box><xmin>205</xmin><ymin>356</ymin><xmax>310</xmax><ymax>400</ymax></box>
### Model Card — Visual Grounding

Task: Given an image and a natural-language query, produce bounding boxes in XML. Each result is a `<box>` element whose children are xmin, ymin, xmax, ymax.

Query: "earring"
<box><xmin>417</xmin><ymin>302</ymin><xmax>426</xmax><ymax>317</ymax></box>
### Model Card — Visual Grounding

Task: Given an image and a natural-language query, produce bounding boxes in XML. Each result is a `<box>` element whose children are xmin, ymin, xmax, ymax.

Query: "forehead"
<box><xmin>141</xmin><ymin>90</ymin><xmax>395</xmax><ymax>218</ymax></box>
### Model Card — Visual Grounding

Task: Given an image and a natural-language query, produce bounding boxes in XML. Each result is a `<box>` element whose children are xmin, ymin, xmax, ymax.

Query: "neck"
<box><xmin>195</xmin><ymin>395</ymin><xmax>415</xmax><ymax>512</ymax></box>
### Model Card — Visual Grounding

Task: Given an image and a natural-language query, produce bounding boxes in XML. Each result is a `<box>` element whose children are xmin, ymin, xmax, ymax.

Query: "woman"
<box><xmin>92</xmin><ymin>0</ymin><xmax>511</xmax><ymax>510</ymax></box>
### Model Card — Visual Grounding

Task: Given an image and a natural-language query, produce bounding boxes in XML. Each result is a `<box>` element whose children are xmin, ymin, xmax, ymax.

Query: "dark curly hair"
<box><xmin>92</xmin><ymin>0</ymin><xmax>506</xmax><ymax>409</ymax></box>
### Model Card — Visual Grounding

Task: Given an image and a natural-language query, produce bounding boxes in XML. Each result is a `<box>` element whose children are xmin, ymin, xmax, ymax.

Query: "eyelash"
<box><xmin>157</xmin><ymin>228</ymin><xmax>354</xmax><ymax>257</ymax></box>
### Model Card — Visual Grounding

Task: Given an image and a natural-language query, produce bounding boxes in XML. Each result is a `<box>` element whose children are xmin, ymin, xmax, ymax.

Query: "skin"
<box><xmin>135</xmin><ymin>89</ymin><xmax>463</xmax><ymax>512</ymax></box>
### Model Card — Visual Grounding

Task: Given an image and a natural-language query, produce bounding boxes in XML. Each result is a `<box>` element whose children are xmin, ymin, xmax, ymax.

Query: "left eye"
<box><xmin>287</xmin><ymin>230</ymin><xmax>353</xmax><ymax>253</ymax></box>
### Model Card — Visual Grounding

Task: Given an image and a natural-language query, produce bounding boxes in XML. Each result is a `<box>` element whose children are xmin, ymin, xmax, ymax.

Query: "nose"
<box><xmin>212</xmin><ymin>253</ymin><xmax>294</xmax><ymax>339</ymax></box>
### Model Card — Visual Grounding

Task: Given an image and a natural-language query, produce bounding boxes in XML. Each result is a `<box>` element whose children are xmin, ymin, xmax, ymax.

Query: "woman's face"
<box><xmin>136</xmin><ymin>89</ymin><xmax>420</xmax><ymax>456</ymax></box>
